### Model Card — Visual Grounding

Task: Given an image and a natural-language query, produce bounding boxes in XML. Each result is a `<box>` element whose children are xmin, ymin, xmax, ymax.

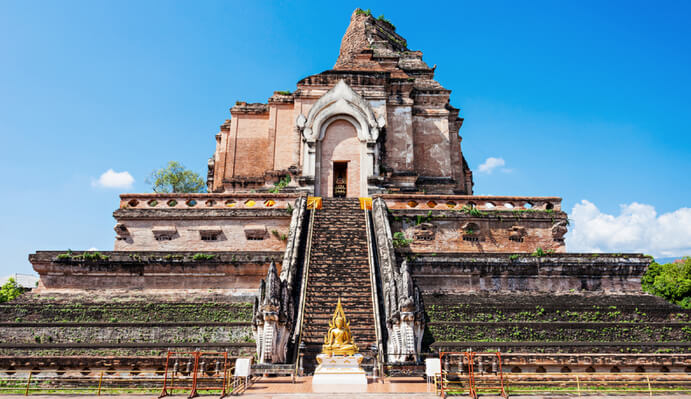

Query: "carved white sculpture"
<box><xmin>296</xmin><ymin>80</ymin><xmax>385</xmax><ymax>197</ymax></box>
<box><xmin>253</xmin><ymin>261</ymin><xmax>294</xmax><ymax>364</ymax></box>
<box><xmin>385</xmin><ymin>260</ymin><xmax>425</xmax><ymax>363</ymax></box>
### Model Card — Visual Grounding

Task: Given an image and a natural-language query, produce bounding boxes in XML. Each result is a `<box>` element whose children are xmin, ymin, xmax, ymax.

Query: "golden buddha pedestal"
<box><xmin>312</xmin><ymin>298</ymin><xmax>367</xmax><ymax>389</ymax></box>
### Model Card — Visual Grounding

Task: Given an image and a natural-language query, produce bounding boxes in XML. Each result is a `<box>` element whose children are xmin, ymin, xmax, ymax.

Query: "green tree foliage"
<box><xmin>147</xmin><ymin>161</ymin><xmax>206</xmax><ymax>193</ymax></box>
<box><xmin>642</xmin><ymin>257</ymin><xmax>691</xmax><ymax>308</ymax></box>
<box><xmin>0</xmin><ymin>278</ymin><xmax>23</xmax><ymax>303</ymax></box>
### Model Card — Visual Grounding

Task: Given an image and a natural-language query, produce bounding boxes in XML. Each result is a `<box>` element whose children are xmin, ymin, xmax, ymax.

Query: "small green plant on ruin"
<box><xmin>56</xmin><ymin>249</ymin><xmax>73</xmax><ymax>260</ymax></box>
<box><xmin>0</xmin><ymin>278</ymin><xmax>22</xmax><ymax>303</ymax></box>
<box><xmin>269</xmin><ymin>175</ymin><xmax>291</xmax><ymax>193</ymax></box>
<box><xmin>415</xmin><ymin>210</ymin><xmax>433</xmax><ymax>225</ymax></box>
<box><xmin>285</xmin><ymin>203</ymin><xmax>293</xmax><ymax>214</ymax></box>
<box><xmin>276</xmin><ymin>90</ymin><xmax>292</xmax><ymax>95</ymax></box>
<box><xmin>509</xmin><ymin>254</ymin><xmax>520</xmax><ymax>261</ymax></box>
<box><xmin>531</xmin><ymin>247</ymin><xmax>554</xmax><ymax>257</ymax></box>
<box><xmin>271</xmin><ymin>230</ymin><xmax>288</xmax><ymax>241</ymax></box>
<box><xmin>192</xmin><ymin>253</ymin><xmax>216</xmax><ymax>261</ymax></box>
<box><xmin>460</xmin><ymin>205</ymin><xmax>487</xmax><ymax>217</ymax></box>
<box><xmin>355</xmin><ymin>8</ymin><xmax>372</xmax><ymax>16</ymax></box>
<box><xmin>377</xmin><ymin>14</ymin><xmax>393</xmax><ymax>26</ymax></box>
<box><xmin>58</xmin><ymin>250</ymin><xmax>109</xmax><ymax>261</ymax></box>
<box><xmin>392</xmin><ymin>231</ymin><xmax>413</xmax><ymax>248</ymax></box>
<box><xmin>82</xmin><ymin>251</ymin><xmax>109</xmax><ymax>261</ymax></box>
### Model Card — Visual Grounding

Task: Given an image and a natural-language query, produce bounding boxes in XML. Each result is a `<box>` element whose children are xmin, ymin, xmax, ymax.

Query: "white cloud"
<box><xmin>566</xmin><ymin>200</ymin><xmax>691</xmax><ymax>258</ymax></box>
<box><xmin>88</xmin><ymin>247</ymin><xmax>98</xmax><ymax>251</ymax></box>
<box><xmin>478</xmin><ymin>157</ymin><xmax>509</xmax><ymax>174</ymax></box>
<box><xmin>92</xmin><ymin>169</ymin><xmax>134</xmax><ymax>189</ymax></box>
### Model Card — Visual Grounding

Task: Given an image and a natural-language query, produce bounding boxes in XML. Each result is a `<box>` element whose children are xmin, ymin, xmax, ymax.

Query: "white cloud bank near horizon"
<box><xmin>478</xmin><ymin>157</ymin><xmax>511</xmax><ymax>174</ymax></box>
<box><xmin>92</xmin><ymin>169</ymin><xmax>134</xmax><ymax>189</ymax></box>
<box><xmin>566</xmin><ymin>200</ymin><xmax>691</xmax><ymax>258</ymax></box>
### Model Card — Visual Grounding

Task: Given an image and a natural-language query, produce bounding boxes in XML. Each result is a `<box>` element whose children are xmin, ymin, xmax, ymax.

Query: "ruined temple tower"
<box><xmin>14</xmin><ymin>9</ymin><xmax>687</xmax><ymax>381</ymax></box>
<box><xmin>207</xmin><ymin>9</ymin><xmax>473</xmax><ymax>197</ymax></box>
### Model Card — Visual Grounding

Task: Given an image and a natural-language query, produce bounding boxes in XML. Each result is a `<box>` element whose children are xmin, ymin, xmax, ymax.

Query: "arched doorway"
<box><xmin>297</xmin><ymin>80</ymin><xmax>385</xmax><ymax>198</ymax></box>
<box><xmin>318</xmin><ymin>119</ymin><xmax>361</xmax><ymax>198</ymax></box>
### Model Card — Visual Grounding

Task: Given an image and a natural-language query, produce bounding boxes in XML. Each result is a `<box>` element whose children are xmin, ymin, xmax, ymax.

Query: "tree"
<box><xmin>147</xmin><ymin>161</ymin><xmax>206</xmax><ymax>193</ymax></box>
<box><xmin>642</xmin><ymin>257</ymin><xmax>691</xmax><ymax>309</ymax></box>
<box><xmin>0</xmin><ymin>278</ymin><xmax>23</xmax><ymax>303</ymax></box>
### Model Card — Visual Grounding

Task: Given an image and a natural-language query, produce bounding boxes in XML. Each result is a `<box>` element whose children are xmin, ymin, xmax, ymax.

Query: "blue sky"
<box><xmin>1</xmin><ymin>1</ymin><xmax>690</xmax><ymax>275</ymax></box>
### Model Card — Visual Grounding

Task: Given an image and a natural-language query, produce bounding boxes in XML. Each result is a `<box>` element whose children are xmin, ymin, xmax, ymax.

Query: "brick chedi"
<box><xmin>207</xmin><ymin>9</ymin><xmax>473</xmax><ymax>197</ymax></box>
<box><xmin>7</xmin><ymin>8</ymin><xmax>688</xmax><ymax>382</ymax></box>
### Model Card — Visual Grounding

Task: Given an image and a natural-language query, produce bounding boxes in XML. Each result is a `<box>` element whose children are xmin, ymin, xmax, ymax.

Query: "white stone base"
<box><xmin>312</xmin><ymin>354</ymin><xmax>367</xmax><ymax>391</ymax></box>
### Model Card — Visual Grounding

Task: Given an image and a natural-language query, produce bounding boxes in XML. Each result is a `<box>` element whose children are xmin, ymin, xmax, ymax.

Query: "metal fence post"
<box><xmin>98</xmin><ymin>370</ymin><xmax>104</xmax><ymax>395</ymax></box>
<box><xmin>24</xmin><ymin>372</ymin><xmax>32</xmax><ymax>396</ymax></box>
<box><xmin>188</xmin><ymin>351</ymin><xmax>200</xmax><ymax>398</ymax></box>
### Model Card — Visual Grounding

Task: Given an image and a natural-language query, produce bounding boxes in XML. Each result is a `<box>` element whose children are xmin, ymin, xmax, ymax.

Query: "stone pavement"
<box><xmin>1</xmin><ymin>394</ymin><xmax>690</xmax><ymax>398</ymax></box>
<box><xmin>1</xmin><ymin>394</ymin><xmax>689</xmax><ymax>398</ymax></box>
<box><xmin>1</xmin><ymin>376</ymin><xmax>689</xmax><ymax>398</ymax></box>
<box><xmin>243</xmin><ymin>376</ymin><xmax>431</xmax><ymax>396</ymax></box>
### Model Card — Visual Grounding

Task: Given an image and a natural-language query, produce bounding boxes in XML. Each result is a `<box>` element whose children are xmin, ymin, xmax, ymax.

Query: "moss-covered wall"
<box><xmin>422</xmin><ymin>293</ymin><xmax>691</xmax><ymax>354</ymax></box>
<box><xmin>1</xmin><ymin>302</ymin><xmax>253</xmax><ymax>323</ymax></box>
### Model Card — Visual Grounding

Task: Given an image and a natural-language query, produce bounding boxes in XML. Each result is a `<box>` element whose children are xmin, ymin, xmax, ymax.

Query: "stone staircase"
<box><xmin>300</xmin><ymin>198</ymin><xmax>377</xmax><ymax>372</ymax></box>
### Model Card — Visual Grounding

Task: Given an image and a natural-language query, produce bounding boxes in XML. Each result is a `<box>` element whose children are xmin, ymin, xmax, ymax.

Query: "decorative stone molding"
<box><xmin>552</xmin><ymin>220</ymin><xmax>569</xmax><ymax>241</ymax></box>
<box><xmin>296</xmin><ymin>80</ymin><xmax>385</xmax><ymax>197</ymax></box>
<box><xmin>377</xmin><ymin>194</ymin><xmax>562</xmax><ymax>211</ymax></box>
<box><xmin>509</xmin><ymin>225</ymin><xmax>527</xmax><ymax>239</ymax></box>
<box><xmin>298</xmin><ymin>80</ymin><xmax>384</xmax><ymax>143</ymax></box>
<box><xmin>280</xmin><ymin>196</ymin><xmax>308</xmax><ymax>286</ymax></box>
<box><xmin>119</xmin><ymin>193</ymin><xmax>299</xmax><ymax>210</ymax></box>
<box><xmin>244</xmin><ymin>224</ymin><xmax>267</xmax><ymax>240</ymax></box>
<box><xmin>411</xmin><ymin>222</ymin><xmax>435</xmax><ymax>241</ymax></box>
<box><xmin>114</xmin><ymin>223</ymin><xmax>129</xmax><ymax>237</ymax></box>
<box><xmin>152</xmin><ymin>226</ymin><xmax>177</xmax><ymax>240</ymax></box>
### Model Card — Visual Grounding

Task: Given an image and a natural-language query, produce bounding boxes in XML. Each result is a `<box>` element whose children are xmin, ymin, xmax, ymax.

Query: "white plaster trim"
<box><xmin>296</xmin><ymin>80</ymin><xmax>384</xmax><ymax>197</ymax></box>
<box><xmin>299</xmin><ymin>80</ymin><xmax>384</xmax><ymax>143</ymax></box>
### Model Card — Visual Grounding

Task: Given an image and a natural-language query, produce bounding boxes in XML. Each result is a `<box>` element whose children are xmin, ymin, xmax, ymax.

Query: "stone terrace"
<box><xmin>30</xmin><ymin>251</ymin><xmax>282</xmax><ymax>294</ymax></box>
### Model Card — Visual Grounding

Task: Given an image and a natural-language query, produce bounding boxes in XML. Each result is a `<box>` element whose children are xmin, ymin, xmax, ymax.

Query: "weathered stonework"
<box><xmin>30</xmin><ymin>251</ymin><xmax>282</xmax><ymax>296</ymax></box>
<box><xmin>114</xmin><ymin>193</ymin><xmax>298</xmax><ymax>251</ymax></box>
<box><xmin>15</xmin><ymin>8</ymin><xmax>688</xmax><ymax>380</ymax></box>
<box><xmin>405</xmin><ymin>253</ymin><xmax>648</xmax><ymax>293</ymax></box>
<box><xmin>207</xmin><ymin>10</ymin><xmax>473</xmax><ymax>195</ymax></box>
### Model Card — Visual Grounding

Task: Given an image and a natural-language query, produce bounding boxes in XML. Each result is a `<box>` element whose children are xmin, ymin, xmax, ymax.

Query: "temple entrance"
<box><xmin>318</xmin><ymin>119</ymin><xmax>361</xmax><ymax>198</ymax></box>
<box><xmin>333</xmin><ymin>162</ymin><xmax>347</xmax><ymax>197</ymax></box>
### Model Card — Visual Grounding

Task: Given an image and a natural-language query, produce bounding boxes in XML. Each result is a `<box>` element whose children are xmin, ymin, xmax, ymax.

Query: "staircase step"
<box><xmin>300</xmin><ymin>197</ymin><xmax>377</xmax><ymax>375</ymax></box>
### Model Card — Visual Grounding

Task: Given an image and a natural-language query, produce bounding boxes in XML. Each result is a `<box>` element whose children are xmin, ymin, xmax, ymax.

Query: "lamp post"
<box><xmin>370</xmin><ymin>344</ymin><xmax>379</xmax><ymax>382</ymax></box>
<box><xmin>298</xmin><ymin>342</ymin><xmax>305</xmax><ymax>376</ymax></box>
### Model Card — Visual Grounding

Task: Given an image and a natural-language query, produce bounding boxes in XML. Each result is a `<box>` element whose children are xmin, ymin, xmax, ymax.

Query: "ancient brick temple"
<box><xmin>6</xmin><ymin>9</ymin><xmax>688</xmax><ymax>381</ymax></box>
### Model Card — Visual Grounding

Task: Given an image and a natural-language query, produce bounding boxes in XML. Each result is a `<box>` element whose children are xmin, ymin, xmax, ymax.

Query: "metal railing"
<box><xmin>0</xmin><ymin>352</ymin><xmax>248</xmax><ymax>397</ymax></box>
<box><xmin>159</xmin><ymin>351</ymin><xmax>230</xmax><ymax>398</ymax></box>
<box><xmin>364</xmin><ymin>206</ymin><xmax>385</xmax><ymax>379</ymax></box>
<box><xmin>434</xmin><ymin>351</ymin><xmax>691</xmax><ymax>398</ymax></box>
<box><xmin>436</xmin><ymin>372</ymin><xmax>691</xmax><ymax>397</ymax></box>
<box><xmin>292</xmin><ymin>205</ymin><xmax>316</xmax><ymax>375</ymax></box>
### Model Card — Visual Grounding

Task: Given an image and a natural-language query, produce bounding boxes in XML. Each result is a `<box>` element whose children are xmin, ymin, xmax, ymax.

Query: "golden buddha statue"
<box><xmin>322</xmin><ymin>298</ymin><xmax>359</xmax><ymax>356</ymax></box>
